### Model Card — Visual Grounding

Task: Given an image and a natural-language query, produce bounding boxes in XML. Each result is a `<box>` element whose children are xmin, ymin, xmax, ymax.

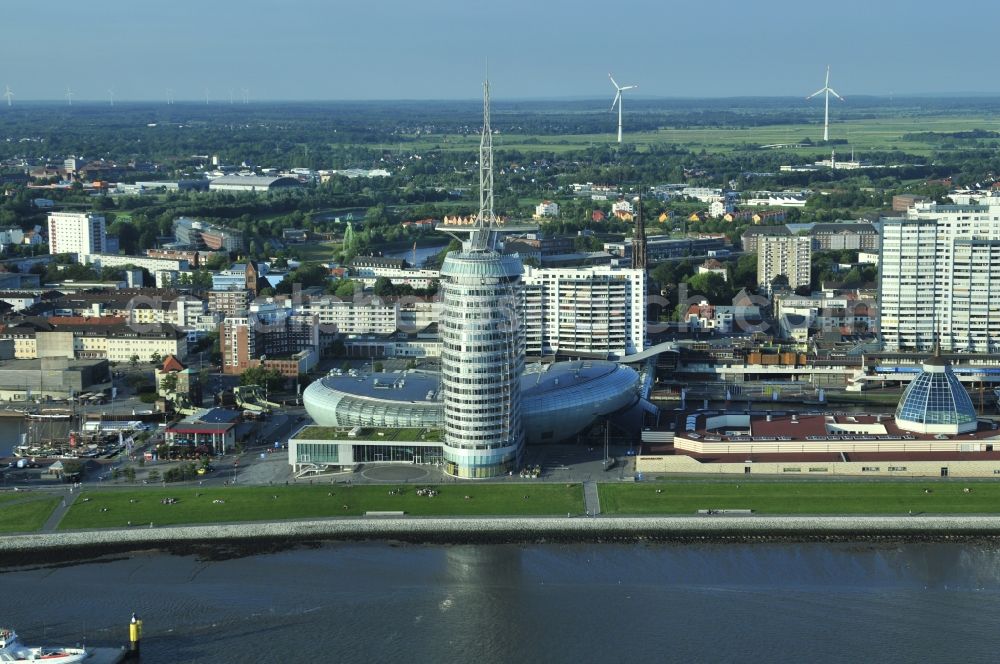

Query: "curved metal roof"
<box><xmin>303</xmin><ymin>361</ymin><xmax>640</xmax><ymax>442</ymax></box>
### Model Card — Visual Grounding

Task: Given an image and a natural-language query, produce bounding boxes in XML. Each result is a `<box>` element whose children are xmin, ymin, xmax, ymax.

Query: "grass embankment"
<box><xmin>59</xmin><ymin>483</ymin><xmax>584</xmax><ymax>529</ymax></box>
<box><xmin>600</xmin><ymin>481</ymin><xmax>1000</xmax><ymax>515</ymax></box>
<box><xmin>0</xmin><ymin>493</ymin><xmax>61</xmax><ymax>533</ymax></box>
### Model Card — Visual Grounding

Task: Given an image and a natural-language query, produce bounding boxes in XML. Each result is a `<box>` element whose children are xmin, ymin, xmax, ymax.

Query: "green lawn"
<box><xmin>293</xmin><ymin>241</ymin><xmax>340</xmax><ymax>265</ymax></box>
<box><xmin>600</xmin><ymin>481</ymin><xmax>1000</xmax><ymax>515</ymax></box>
<box><xmin>405</xmin><ymin>115</ymin><xmax>1000</xmax><ymax>156</ymax></box>
<box><xmin>0</xmin><ymin>494</ymin><xmax>60</xmax><ymax>533</ymax></box>
<box><xmin>59</xmin><ymin>483</ymin><xmax>585</xmax><ymax>529</ymax></box>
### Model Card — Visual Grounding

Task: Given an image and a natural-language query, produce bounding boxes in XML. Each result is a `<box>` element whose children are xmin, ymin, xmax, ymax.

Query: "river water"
<box><xmin>2</xmin><ymin>541</ymin><xmax>1000</xmax><ymax>663</ymax></box>
<box><xmin>383</xmin><ymin>242</ymin><xmax>448</xmax><ymax>267</ymax></box>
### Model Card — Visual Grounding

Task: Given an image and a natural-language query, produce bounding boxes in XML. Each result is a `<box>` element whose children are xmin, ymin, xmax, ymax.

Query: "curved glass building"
<box><xmin>302</xmin><ymin>361</ymin><xmax>641</xmax><ymax>445</ymax></box>
<box><xmin>895</xmin><ymin>354</ymin><xmax>978</xmax><ymax>434</ymax></box>
<box><xmin>439</xmin><ymin>250</ymin><xmax>525</xmax><ymax>477</ymax></box>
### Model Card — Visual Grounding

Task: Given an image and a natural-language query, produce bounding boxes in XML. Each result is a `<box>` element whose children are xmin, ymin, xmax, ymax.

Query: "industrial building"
<box><xmin>0</xmin><ymin>357</ymin><xmax>110</xmax><ymax>401</ymax></box>
<box><xmin>208</xmin><ymin>175</ymin><xmax>301</xmax><ymax>193</ymax></box>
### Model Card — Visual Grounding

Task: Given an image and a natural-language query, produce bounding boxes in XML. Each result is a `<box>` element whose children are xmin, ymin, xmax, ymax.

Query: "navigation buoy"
<box><xmin>125</xmin><ymin>612</ymin><xmax>143</xmax><ymax>659</ymax></box>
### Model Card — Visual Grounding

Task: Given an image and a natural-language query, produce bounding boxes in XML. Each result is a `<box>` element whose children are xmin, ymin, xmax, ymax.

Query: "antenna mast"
<box><xmin>472</xmin><ymin>79</ymin><xmax>496</xmax><ymax>251</ymax></box>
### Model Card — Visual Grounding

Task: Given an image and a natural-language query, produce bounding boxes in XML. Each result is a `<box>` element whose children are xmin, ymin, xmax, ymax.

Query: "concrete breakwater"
<box><xmin>7</xmin><ymin>515</ymin><xmax>1000</xmax><ymax>558</ymax></box>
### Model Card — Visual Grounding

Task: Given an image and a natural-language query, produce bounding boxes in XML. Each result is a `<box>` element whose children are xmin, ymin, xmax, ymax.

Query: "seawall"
<box><xmin>6</xmin><ymin>515</ymin><xmax>1000</xmax><ymax>560</ymax></box>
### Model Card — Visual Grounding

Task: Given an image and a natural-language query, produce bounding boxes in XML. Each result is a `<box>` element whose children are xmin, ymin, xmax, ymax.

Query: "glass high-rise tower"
<box><xmin>439</xmin><ymin>81</ymin><xmax>526</xmax><ymax>478</ymax></box>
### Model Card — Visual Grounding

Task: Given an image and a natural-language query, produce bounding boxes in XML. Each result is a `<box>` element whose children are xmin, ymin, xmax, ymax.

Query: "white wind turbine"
<box><xmin>64</xmin><ymin>87</ymin><xmax>74</xmax><ymax>106</ymax></box>
<box><xmin>806</xmin><ymin>65</ymin><xmax>844</xmax><ymax>142</ymax></box>
<box><xmin>609</xmin><ymin>72</ymin><xmax>637</xmax><ymax>143</ymax></box>
<box><xmin>3</xmin><ymin>85</ymin><xmax>12</xmax><ymax>107</ymax></box>
<box><xmin>241</xmin><ymin>87</ymin><xmax>249</xmax><ymax>104</ymax></box>
<box><xmin>166</xmin><ymin>88</ymin><xmax>174</xmax><ymax>105</ymax></box>
<box><xmin>108</xmin><ymin>88</ymin><xmax>115</xmax><ymax>107</ymax></box>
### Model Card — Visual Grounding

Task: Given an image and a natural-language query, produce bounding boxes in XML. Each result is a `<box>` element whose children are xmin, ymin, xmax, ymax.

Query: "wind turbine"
<box><xmin>166</xmin><ymin>88</ymin><xmax>174</xmax><ymax>105</ymax></box>
<box><xmin>241</xmin><ymin>87</ymin><xmax>249</xmax><ymax>104</ymax></box>
<box><xmin>65</xmin><ymin>87</ymin><xmax>74</xmax><ymax>106</ymax></box>
<box><xmin>806</xmin><ymin>65</ymin><xmax>844</xmax><ymax>142</ymax></box>
<box><xmin>108</xmin><ymin>88</ymin><xmax>115</xmax><ymax>107</ymax></box>
<box><xmin>3</xmin><ymin>85</ymin><xmax>12</xmax><ymax>107</ymax></box>
<box><xmin>609</xmin><ymin>72</ymin><xmax>637</xmax><ymax>143</ymax></box>
<box><xmin>204</xmin><ymin>87</ymin><xmax>210</xmax><ymax>105</ymax></box>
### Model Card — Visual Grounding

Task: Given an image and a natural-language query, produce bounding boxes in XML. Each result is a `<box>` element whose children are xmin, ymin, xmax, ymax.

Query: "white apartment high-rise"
<box><xmin>757</xmin><ymin>235</ymin><xmax>811</xmax><ymax>293</ymax></box>
<box><xmin>880</xmin><ymin>202</ymin><xmax>1000</xmax><ymax>352</ymax></box>
<box><xmin>47</xmin><ymin>212</ymin><xmax>106</xmax><ymax>258</ymax></box>
<box><xmin>522</xmin><ymin>265</ymin><xmax>646</xmax><ymax>357</ymax></box>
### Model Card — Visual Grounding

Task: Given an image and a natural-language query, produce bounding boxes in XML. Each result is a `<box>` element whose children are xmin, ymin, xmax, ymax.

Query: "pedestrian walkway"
<box><xmin>583</xmin><ymin>480</ymin><xmax>601</xmax><ymax>516</ymax></box>
<box><xmin>42</xmin><ymin>490</ymin><xmax>78</xmax><ymax>532</ymax></box>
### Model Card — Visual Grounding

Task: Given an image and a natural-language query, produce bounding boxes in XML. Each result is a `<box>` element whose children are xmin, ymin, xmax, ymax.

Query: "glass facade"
<box><xmin>352</xmin><ymin>444</ymin><xmax>442</xmax><ymax>464</ymax></box>
<box><xmin>440</xmin><ymin>250</ymin><xmax>525</xmax><ymax>478</ymax></box>
<box><xmin>294</xmin><ymin>442</ymin><xmax>340</xmax><ymax>465</ymax></box>
<box><xmin>895</xmin><ymin>362</ymin><xmax>978</xmax><ymax>433</ymax></box>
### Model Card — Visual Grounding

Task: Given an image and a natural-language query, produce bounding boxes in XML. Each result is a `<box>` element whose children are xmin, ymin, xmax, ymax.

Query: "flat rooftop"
<box><xmin>0</xmin><ymin>358</ymin><xmax>108</xmax><ymax>370</ymax></box>
<box><xmin>643</xmin><ymin>449</ymin><xmax>1000</xmax><ymax>464</ymax></box>
<box><xmin>680</xmin><ymin>412</ymin><xmax>1000</xmax><ymax>444</ymax></box>
<box><xmin>320</xmin><ymin>371</ymin><xmax>441</xmax><ymax>402</ymax></box>
<box><xmin>296</xmin><ymin>426</ymin><xmax>442</xmax><ymax>443</ymax></box>
<box><xmin>321</xmin><ymin>361</ymin><xmax>629</xmax><ymax>403</ymax></box>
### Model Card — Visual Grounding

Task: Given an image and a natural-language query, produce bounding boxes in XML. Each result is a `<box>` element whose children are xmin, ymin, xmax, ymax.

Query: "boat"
<box><xmin>0</xmin><ymin>627</ymin><xmax>88</xmax><ymax>663</ymax></box>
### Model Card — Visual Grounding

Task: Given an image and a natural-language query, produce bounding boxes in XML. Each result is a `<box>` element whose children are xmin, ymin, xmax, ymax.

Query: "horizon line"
<box><xmin>4</xmin><ymin>92</ymin><xmax>1000</xmax><ymax>105</ymax></box>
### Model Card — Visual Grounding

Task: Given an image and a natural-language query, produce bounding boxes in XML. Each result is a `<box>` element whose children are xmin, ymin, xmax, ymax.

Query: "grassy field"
<box><xmin>293</xmin><ymin>241</ymin><xmax>339</xmax><ymax>265</ymax></box>
<box><xmin>0</xmin><ymin>493</ymin><xmax>61</xmax><ymax>533</ymax></box>
<box><xmin>406</xmin><ymin>115</ymin><xmax>1000</xmax><ymax>157</ymax></box>
<box><xmin>600</xmin><ymin>481</ymin><xmax>1000</xmax><ymax>515</ymax></box>
<box><xmin>58</xmin><ymin>483</ymin><xmax>585</xmax><ymax>529</ymax></box>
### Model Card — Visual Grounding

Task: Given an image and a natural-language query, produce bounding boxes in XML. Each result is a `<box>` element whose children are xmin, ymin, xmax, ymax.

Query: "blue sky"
<box><xmin>2</xmin><ymin>0</ymin><xmax>996</xmax><ymax>101</ymax></box>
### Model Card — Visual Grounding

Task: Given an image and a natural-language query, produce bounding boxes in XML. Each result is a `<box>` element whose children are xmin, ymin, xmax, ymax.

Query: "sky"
<box><xmin>2</xmin><ymin>0</ymin><xmax>998</xmax><ymax>102</ymax></box>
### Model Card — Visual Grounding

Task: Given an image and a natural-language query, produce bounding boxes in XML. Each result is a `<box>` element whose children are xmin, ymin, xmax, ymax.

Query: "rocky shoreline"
<box><xmin>6</xmin><ymin>515</ymin><xmax>1000</xmax><ymax>564</ymax></box>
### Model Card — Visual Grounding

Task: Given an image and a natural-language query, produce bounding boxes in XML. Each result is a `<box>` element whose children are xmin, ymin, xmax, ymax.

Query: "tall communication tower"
<box><xmin>438</xmin><ymin>79</ymin><xmax>526</xmax><ymax>478</ymax></box>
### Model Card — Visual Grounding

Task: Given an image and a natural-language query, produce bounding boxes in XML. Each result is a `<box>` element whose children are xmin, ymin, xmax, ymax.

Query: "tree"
<box><xmin>373</xmin><ymin>277</ymin><xmax>395</xmax><ymax>297</ymax></box>
<box><xmin>150</xmin><ymin>351</ymin><xmax>162</xmax><ymax>365</ymax></box>
<box><xmin>333</xmin><ymin>280</ymin><xmax>357</xmax><ymax>298</ymax></box>
<box><xmin>129</xmin><ymin>355</ymin><xmax>140</xmax><ymax>368</ymax></box>
<box><xmin>684</xmin><ymin>272</ymin><xmax>733</xmax><ymax>304</ymax></box>
<box><xmin>732</xmin><ymin>253</ymin><xmax>758</xmax><ymax>290</ymax></box>
<box><xmin>159</xmin><ymin>372</ymin><xmax>178</xmax><ymax>395</ymax></box>
<box><xmin>240</xmin><ymin>365</ymin><xmax>285</xmax><ymax>392</ymax></box>
<box><xmin>373</xmin><ymin>361</ymin><xmax>384</xmax><ymax>373</ymax></box>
